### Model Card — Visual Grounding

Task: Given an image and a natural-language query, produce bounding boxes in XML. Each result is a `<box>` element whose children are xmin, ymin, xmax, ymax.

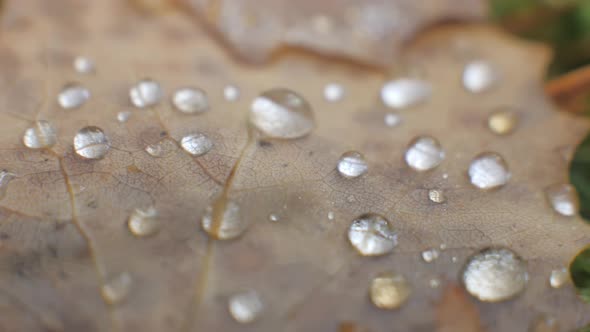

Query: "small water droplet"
<box><xmin>269</xmin><ymin>214</ymin><xmax>279</xmax><ymax>222</ymax></box>
<box><xmin>117</xmin><ymin>111</ymin><xmax>131</xmax><ymax>123</ymax></box>
<box><xmin>405</xmin><ymin>136</ymin><xmax>445</xmax><ymax>171</ymax></box>
<box><xmin>421</xmin><ymin>248</ymin><xmax>440</xmax><ymax>263</ymax></box>
<box><xmin>380</xmin><ymin>78</ymin><xmax>431</xmax><ymax>109</ymax></box>
<box><xmin>369</xmin><ymin>272</ymin><xmax>411</xmax><ymax>310</ymax></box>
<box><xmin>549</xmin><ymin>268</ymin><xmax>569</xmax><ymax>288</ymax></box>
<box><xmin>73</xmin><ymin>126</ymin><xmax>110</xmax><ymax>159</ymax></box>
<box><xmin>452</xmin><ymin>256</ymin><xmax>458</xmax><ymax>263</ymax></box>
<box><xmin>488</xmin><ymin>109</ymin><xmax>518</xmax><ymax>135</ymax></box>
<box><xmin>442</xmin><ymin>173</ymin><xmax>449</xmax><ymax>180</ymax></box>
<box><xmin>180</xmin><ymin>133</ymin><xmax>213</xmax><ymax>156</ymax></box>
<box><xmin>429</xmin><ymin>278</ymin><xmax>441</xmax><ymax>289</ymax></box>
<box><xmin>462</xmin><ymin>247</ymin><xmax>528</xmax><ymax>302</ymax></box>
<box><xmin>130</xmin><ymin>79</ymin><xmax>162</xmax><ymax>108</ymax></box>
<box><xmin>428</xmin><ymin>189</ymin><xmax>446</xmax><ymax>203</ymax></box>
<box><xmin>128</xmin><ymin>207</ymin><xmax>159</xmax><ymax>237</ymax></box>
<box><xmin>323</xmin><ymin>83</ymin><xmax>344</xmax><ymax>102</ymax></box>
<box><xmin>172</xmin><ymin>87</ymin><xmax>209</xmax><ymax>114</ymax></box>
<box><xmin>327</xmin><ymin>211</ymin><xmax>335</xmax><ymax>220</ymax></box>
<box><xmin>384</xmin><ymin>112</ymin><xmax>402</xmax><ymax>128</ymax></box>
<box><xmin>101</xmin><ymin>272</ymin><xmax>132</xmax><ymax>305</ymax></box>
<box><xmin>545</xmin><ymin>184</ymin><xmax>579</xmax><ymax>217</ymax></box>
<box><xmin>463</xmin><ymin>60</ymin><xmax>498</xmax><ymax>93</ymax></box>
<box><xmin>249</xmin><ymin>88</ymin><xmax>314</xmax><ymax>139</ymax></box>
<box><xmin>223</xmin><ymin>85</ymin><xmax>240</xmax><ymax>102</ymax></box>
<box><xmin>23</xmin><ymin>120</ymin><xmax>57</xmax><ymax>149</ymax></box>
<box><xmin>348</xmin><ymin>213</ymin><xmax>398</xmax><ymax>256</ymax></box>
<box><xmin>201</xmin><ymin>201</ymin><xmax>247</xmax><ymax>240</ymax></box>
<box><xmin>468</xmin><ymin>152</ymin><xmax>510</xmax><ymax>190</ymax></box>
<box><xmin>337</xmin><ymin>151</ymin><xmax>368</xmax><ymax>179</ymax></box>
<box><xmin>145</xmin><ymin>137</ymin><xmax>177</xmax><ymax>158</ymax></box>
<box><xmin>73</xmin><ymin>56</ymin><xmax>95</xmax><ymax>74</ymax></box>
<box><xmin>439</xmin><ymin>243</ymin><xmax>447</xmax><ymax>250</ymax></box>
<box><xmin>0</xmin><ymin>170</ymin><xmax>16</xmax><ymax>200</ymax></box>
<box><xmin>228</xmin><ymin>290</ymin><xmax>263</xmax><ymax>324</ymax></box>
<box><xmin>58</xmin><ymin>83</ymin><xmax>90</xmax><ymax>109</ymax></box>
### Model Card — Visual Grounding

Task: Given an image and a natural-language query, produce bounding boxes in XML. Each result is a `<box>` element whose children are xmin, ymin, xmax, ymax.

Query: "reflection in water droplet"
<box><xmin>201</xmin><ymin>201</ymin><xmax>247</xmax><ymax>240</ymax></box>
<box><xmin>348</xmin><ymin>213</ymin><xmax>397</xmax><ymax>256</ymax></box>
<box><xmin>128</xmin><ymin>207</ymin><xmax>159</xmax><ymax>237</ymax></box>
<box><xmin>384</xmin><ymin>112</ymin><xmax>401</xmax><ymax>128</ymax></box>
<box><xmin>180</xmin><ymin>133</ymin><xmax>213</xmax><ymax>156</ymax></box>
<box><xmin>73</xmin><ymin>126</ymin><xmax>110</xmax><ymax>159</ymax></box>
<box><xmin>405</xmin><ymin>136</ymin><xmax>445</xmax><ymax>171</ymax></box>
<box><xmin>269</xmin><ymin>214</ymin><xmax>279</xmax><ymax>222</ymax></box>
<box><xmin>117</xmin><ymin>111</ymin><xmax>131</xmax><ymax>123</ymax></box>
<box><xmin>468</xmin><ymin>152</ymin><xmax>510</xmax><ymax>189</ymax></box>
<box><xmin>462</xmin><ymin>247</ymin><xmax>528</xmax><ymax>302</ymax></box>
<box><xmin>0</xmin><ymin>170</ymin><xmax>16</xmax><ymax>200</ymax></box>
<box><xmin>380</xmin><ymin>78</ymin><xmax>431</xmax><ymax>109</ymax></box>
<box><xmin>73</xmin><ymin>56</ymin><xmax>95</xmax><ymax>74</ymax></box>
<box><xmin>224</xmin><ymin>85</ymin><xmax>240</xmax><ymax>102</ymax></box>
<box><xmin>549</xmin><ymin>268</ymin><xmax>569</xmax><ymax>289</ymax></box>
<box><xmin>463</xmin><ymin>60</ymin><xmax>498</xmax><ymax>93</ymax></box>
<box><xmin>545</xmin><ymin>184</ymin><xmax>579</xmax><ymax>217</ymax></box>
<box><xmin>58</xmin><ymin>83</ymin><xmax>90</xmax><ymax>109</ymax></box>
<box><xmin>422</xmin><ymin>248</ymin><xmax>440</xmax><ymax>263</ymax></box>
<box><xmin>130</xmin><ymin>79</ymin><xmax>162</xmax><ymax>108</ymax></box>
<box><xmin>324</xmin><ymin>83</ymin><xmax>344</xmax><ymax>102</ymax></box>
<box><xmin>488</xmin><ymin>109</ymin><xmax>518</xmax><ymax>135</ymax></box>
<box><xmin>428</xmin><ymin>189</ymin><xmax>446</xmax><ymax>203</ymax></box>
<box><xmin>337</xmin><ymin>151</ymin><xmax>368</xmax><ymax>179</ymax></box>
<box><xmin>369</xmin><ymin>272</ymin><xmax>411</xmax><ymax>310</ymax></box>
<box><xmin>172</xmin><ymin>87</ymin><xmax>209</xmax><ymax>114</ymax></box>
<box><xmin>228</xmin><ymin>290</ymin><xmax>263</xmax><ymax>324</ymax></box>
<box><xmin>249</xmin><ymin>88</ymin><xmax>314</xmax><ymax>139</ymax></box>
<box><xmin>101</xmin><ymin>272</ymin><xmax>132</xmax><ymax>305</ymax></box>
<box><xmin>145</xmin><ymin>137</ymin><xmax>177</xmax><ymax>158</ymax></box>
<box><xmin>23</xmin><ymin>120</ymin><xmax>57</xmax><ymax>149</ymax></box>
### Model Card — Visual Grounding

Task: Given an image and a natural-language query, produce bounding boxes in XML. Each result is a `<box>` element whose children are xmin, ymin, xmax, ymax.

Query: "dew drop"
<box><xmin>369</xmin><ymin>272</ymin><xmax>411</xmax><ymax>310</ymax></box>
<box><xmin>101</xmin><ymin>272</ymin><xmax>132</xmax><ymax>305</ymax></box>
<box><xmin>384</xmin><ymin>112</ymin><xmax>402</xmax><ymax>128</ymax></box>
<box><xmin>405</xmin><ymin>136</ymin><xmax>445</xmax><ymax>171</ymax></box>
<box><xmin>337</xmin><ymin>151</ymin><xmax>368</xmax><ymax>179</ymax></box>
<box><xmin>228</xmin><ymin>290</ymin><xmax>263</xmax><ymax>324</ymax></box>
<box><xmin>463</xmin><ymin>60</ymin><xmax>498</xmax><ymax>93</ymax></box>
<box><xmin>269</xmin><ymin>214</ymin><xmax>279</xmax><ymax>222</ymax></box>
<box><xmin>172</xmin><ymin>87</ymin><xmax>209</xmax><ymax>114</ymax></box>
<box><xmin>380</xmin><ymin>78</ymin><xmax>431</xmax><ymax>109</ymax></box>
<box><xmin>428</xmin><ymin>189</ymin><xmax>446</xmax><ymax>204</ymax></box>
<box><xmin>323</xmin><ymin>83</ymin><xmax>344</xmax><ymax>102</ymax></box>
<box><xmin>327</xmin><ymin>211</ymin><xmax>335</xmax><ymax>221</ymax></box>
<box><xmin>201</xmin><ymin>201</ymin><xmax>247</xmax><ymax>240</ymax></box>
<box><xmin>488</xmin><ymin>109</ymin><xmax>518</xmax><ymax>135</ymax></box>
<box><xmin>223</xmin><ymin>85</ymin><xmax>240</xmax><ymax>102</ymax></box>
<box><xmin>73</xmin><ymin>126</ymin><xmax>110</xmax><ymax>159</ymax></box>
<box><xmin>429</xmin><ymin>278</ymin><xmax>441</xmax><ymax>289</ymax></box>
<box><xmin>116</xmin><ymin>111</ymin><xmax>131</xmax><ymax>123</ymax></box>
<box><xmin>549</xmin><ymin>268</ymin><xmax>569</xmax><ymax>289</ymax></box>
<box><xmin>73</xmin><ymin>56</ymin><xmax>95</xmax><ymax>74</ymax></box>
<box><xmin>128</xmin><ymin>207</ymin><xmax>159</xmax><ymax>237</ymax></box>
<box><xmin>23</xmin><ymin>120</ymin><xmax>57</xmax><ymax>149</ymax></box>
<box><xmin>348</xmin><ymin>213</ymin><xmax>398</xmax><ymax>256</ymax></box>
<box><xmin>180</xmin><ymin>133</ymin><xmax>213</xmax><ymax>156</ymax></box>
<box><xmin>421</xmin><ymin>248</ymin><xmax>440</xmax><ymax>263</ymax></box>
<box><xmin>58</xmin><ymin>83</ymin><xmax>90</xmax><ymax>109</ymax></box>
<box><xmin>249</xmin><ymin>88</ymin><xmax>314</xmax><ymax>139</ymax></box>
<box><xmin>129</xmin><ymin>79</ymin><xmax>162</xmax><ymax>108</ymax></box>
<box><xmin>462</xmin><ymin>247</ymin><xmax>528</xmax><ymax>302</ymax></box>
<box><xmin>145</xmin><ymin>137</ymin><xmax>177</xmax><ymax>158</ymax></box>
<box><xmin>545</xmin><ymin>183</ymin><xmax>579</xmax><ymax>217</ymax></box>
<box><xmin>0</xmin><ymin>170</ymin><xmax>16</xmax><ymax>200</ymax></box>
<box><xmin>468</xmin><ymin>152</ymin><xmax>510</xmax><ymax>190</ymax></box>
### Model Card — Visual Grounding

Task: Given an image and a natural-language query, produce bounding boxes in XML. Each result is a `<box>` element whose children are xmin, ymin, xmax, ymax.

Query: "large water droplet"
<box><xmin>421</xmin><ymin>248</ymin><xmax>440</xmax><ymax>263</ymax></box>
<box><xmin>145</xmin><ymin>137</ymin><xmax>177</xmax><ymax>158</ymax></box>
<box><xmin>348</xmin><ymin>213</ymin><xmax>398</xmax><ymax>256</ymax></box>
<box><xmin>201</xmin><ymin>201</ymin><xmax>247</xmax><ymax>240</ymax></box>
<box><xmin>130</xmin><ymin>79</ymin><xmax>162</xmax><ymax>108</ymax></box>
<box><xmin>0</xmin><ymin>170</ymin><xmax>16</xmax><ymax>200</ymax></box>
<box><xmin>462</xmin><ymin>247</ymin><xmax>528</xmax><ymax>302</ymax></box>
<box><xmin>58</xmin><ymin>83</ymin><xmax>90</xmax><ymax>109</ymax></box>
<box><xmin>223</xmin><ymin>85</ymin><xmax>240</xmax><ymax>102</ymax></box>
<box><xmin>463</xmin><ymin>60</ymin><xmax>498</xmax><ymax>93</ymax></box>
<box><xmin>549</xmin><ymin>268</ymin><xmax>569</xmax><ymax>289</ymax></box>
<box><xmin>380</xmin><ymin>78</ymin><xmax>431</xmax><ymax>109</ymax></box>
<box><xmin>369</xmin><ymin>272</ymin><xmax>411</xmax><ymax>310</ymax></box>
<box><xmin>128</xmin><ymin>207</ymin><xmax>159</xmax><ymax>237</ymax></box>
<box><xmin>101</xmin><ymin>272</ymin><xmax>132</xmax><ymax>305</ymax></box>
<box><xmin>23</xmin><ymin>120</ymin><xmax>57</xmax><ymax>149</ymax></box>
<box><xmin>337</xmin><ymin>151</ymin><xmax>368</xmax><ymax>179</ymax></box>
<box><xmin>488</xmin><ymin>109</ymin><xmax>518</xmax><ymax>135</ymax></box>
<box><xmin>405</xmin><ymin>136</ymin><xmax>445</xmax><ymax>171</ymax></box>
<box><xmin>545</xmin><ymin>183</ymin><xmax>579</xmax><ymax>217</ymax></box>
<box><xmin>228</xmin><ymin>290</ymin><xmax>263</xmax><ymax>324</ymax></box>
<box><xmin>180</xmin><ymin>133</ymin><xmax>213</xmax><ymax>156</ymax></box>
<box><xmin>324</xmin><ymin>83</ymin><xmax>344</xmax><ymax>102</ymax></box>
<box><xmin>172</xmin><ymin>87</ymin><xmax>209</xmax><ymax>114</ymax></box>
<box><xmin>73</xmin><ymin>126</ymin><xmax>110</xmax><ymax>159</ymax></box>
<box><xmin>73</xmin><ymin>56</ymin><xmax>95</xmax><ymax>74</ymax></box>
<box><xmin>249</xmin><ymin>88</ymin><xmax>314</xmax><ymax>139</ymax></box>
<box><xmin>428</xmin><ymin>189</ymin><xmax>446</xmax><ymax>203</ymax></box>
<box><xmin>468</xmin><ymin>152</ymin><xmax>510</xmax><ymax>189</ymax></box>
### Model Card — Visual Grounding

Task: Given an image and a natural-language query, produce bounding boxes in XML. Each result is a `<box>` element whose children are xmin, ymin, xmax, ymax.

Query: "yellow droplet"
<box><xmin>488</xmin><ymin>109</ymin><xmax>517</xmax><ymax>135</ymax></box>
<box><xmin>369</xmin><ymin>272</ymin><xmax>411</xmax><ymax>310</ymax></box>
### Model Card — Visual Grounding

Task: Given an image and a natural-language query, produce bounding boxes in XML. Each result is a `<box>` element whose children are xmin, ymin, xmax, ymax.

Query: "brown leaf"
<box><xmin>436</xmin><ymin>283</ymin><xmax>486</xmax><ymax>332</ymax></box>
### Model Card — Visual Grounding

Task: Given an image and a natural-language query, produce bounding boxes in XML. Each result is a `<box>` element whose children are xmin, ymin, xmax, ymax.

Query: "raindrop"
<box><xmin>428</xmin><ymin>189</ymin><xmax>446</xmax><ymax>203</ymax></box>
<box><xmin>405</xmin><ymin>136</ymin><xmax>445</xmax><ymax>171</ymax></box>
<box><xmin>73</xmin><ymin>56</ymin><xmax>95</xmax><ymax>74</ymax></box>
<box><xmin>0</xmin><ymin>170</ymin><xmax>16</xmax><ymax>200</ymax></box>
<box><xmin>73</xmin><ymin>126</ymin><xmax>110</xmax><ymax>159</ymax></box>
<box><xmin>462</xmin><ymin>247</ymin><xmax>528</xmax><ymax>302</ymax></box>
<box><xmin>429</xmin><ymin>278</ymin><xmax>441</xmax><ymax>289</ymax></box>
<box><xmin>145</xmin><ymin>137</ymin><xmax>177</xmax><ymax>158</ymax></box>
<box><xmin>228</xmin><ymin>290</ymin><xmax>263</xmax><ymax>324</ymax></box>
<box><xmin>249</xmin><ymin>88</ymin><xmax>314</xmax><ymax>139</ymax></box>
<box><xmin>117</xmin><ymin>111</ymin><xmax>131</xmax><ymax>123</ymax></box>
<box><xmin>384</xmin><ymin>112</ymin><xmax>402</xmax><ymax>128</ymax></box>
<box><xmin>58</xmin><ymin>83</ymin><xmax>90</xmax><ymax>109</ymax></box>
<box><xmin>128</xmin><ymin>207</ymin><xmax>159</xmax><ymax>237</ymax></box>
<box><xmin>463</xmin><ymin>60</ymin><xmax>498</xmax><ymax>93</ymax></box>
<box><xmin>269</xmin><ymin>214</ymin><xmax>279</xmax><ymax>222</ymax></box>
<box><xmin>223</xmin><ymin>85</ymin><xmax>240</xmax><ymax>102</ymax></box>
<box><xmin>101</xmin><ymin>272</ymin><xmax>132</xmax><ymax>305</ymax></box>
<box><xmin>468</xmin><ymin>152</ymin><xmax>510</xmax><ymax>190</ymax></box>
<box><xmin>369</xmin><ymin>272</ymin><xmax>411</xmax><ymax>310</ymax></box>
<box><xmin>488</xmin><ymin>109</ymin><xmax>518</xmax><ymax>135</ymax></box>
<box><xmin>549</xmin><ymin>268</ymin><xmax>569</xmax><ymax>289</ymax></box>
<box><xmin>422</xmin><ymin>248</ymin><xmax>440</xmax><ymax>263</ymax></box>
<box><xmin>180</xmin><ymin>133</ymin><xmax>213</xmax><ymax>156</ymax></box>
<box><xmin>23</xmin><ymin>120</ymin><xmax>57</xmax><ymax>149</ymax></box>
<box><xmin>201</xmin><ymin>201</ymin><xmax>247</xmax><ymax>240</ymax></box>
<box><xmin>323</xmin><ymin>83</ymin><xmax>344</xmax><ymax>102</ymax></box>
<box><xmin>172</xmin><ymin>87</ymin><xmax>209</xmax><ymax>114</ymax></box>
<box><xmin>129</xmin><ymin>78</ymin><xmax>162</xmax><ymax>108</ymax></box>
<box><xmin>545</xmin><ymin>184</ymin><xmax>579</xmax><ymax>217</ymax></box>
<box><xmin>380</xmin><ymin>78</ymin><xmax>431</xmax><ymax>109</ymax></box>
<box><xmin>327</xmin><ymin>211</ymin><xmax>335</xmax><ymax>221</ymax></box>
<box><xmin>337</xmin><ymin>151</ymin><xmax>368</xmax><ymax>179</ymax></box>
<box><xmin>348</xmin><ymin>213</ymin><xmax>398</xmax><ymax>256</ymax></box>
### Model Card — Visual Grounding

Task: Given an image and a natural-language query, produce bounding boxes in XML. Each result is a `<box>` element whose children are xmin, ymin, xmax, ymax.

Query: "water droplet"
<box><xmin>128</xmin><ymin>207</ymin><xmax>159</xmax><ymax>237</ymax></box>
<box><xmin>73</xmin><ymin>126</ymin><xmax>110</xmax><ymax>159</ymax></box>
<box><xmin>549</xmin><ymin>268</ymin><xmax>569</xmax><ymax>289</ymax></box>
<box><xmin>545</xmin><ymin>184</ymin><xmax>579</xmax><ymax>217</ymax></box>
<box><xmin>463</xmin><ymin>60</ymin><xmax>498</xmax><ymax>93</ymax></box>
<box><xmin>201</xmin><ymin>201</ymin><xmax>247</xmax><ymax>240</ymax></box>
<box><xmin>429</xmin><ymin>278</ymin><xmax>441</xmax><ymax>289</ymax></box>
<box><xmin>462</xmin><ymin>247</ymin><xmax>528</xmax><ymax>302</ymax></box>
<box><xmin>73</xmin><ymin>56</ymin><xmax>95</xmax><ymax>74</ymax></box>
<box><xmin>249</xmin><ymin>88</ymin><xmax>314</xmax><ymax>139</ymax></box>
<box><xmin>439</xmin><ymin>243</ymin><xmax>447</xmax><ymax>250</ymax></box>
<box><xmin>428</xmin><ymin>189</ymin><xmax>446</xmax><ymax>203</ymax></box>
<box><xmin>323</xmin><ymin>83</ymin><xmax>344</xmax><ymax>102</ymax></box>
<box><xmin>145</xmin><ymin>137</ymin><xmax>177</xmax><ymax>158</ymax></box>
<box><xmin>223</xmin><ymin>85</ymin><xmax>240</xmax><ymax>102</ymax></box>
<box><xmin>488</xmin><ymin>109</ymin><xmax>518</xmax><ymax>135</ymax></box>
<box><xmin>380</xmin><ymin>78</ymin><xmax>431</xmax><ymax>109</ymax></box>
<box><xmin>405</xmin><ymin>136</ymin><xmax>445</xmax><ymax>171</ymax></box>
<box><xmin>269</xmin><ymin>214</ymin><xmax>279</xmax><ymax>222</ymax></box>
<box><xmin>58</xmin><ymin>83</ymin><xmax>90</xmax><ymax>109</ymax></box>
<box><xmin>348</xmin><ymin>213</ymin><xmax>398</xmax><ymax>256</ymax></box>
<box><xmin>101</xmin><ymin>272</ymin><xmax>132</xmax><ymax>305</ymax></box>
<box><xmin>23</xmin><ymin>120</ymin><xmax>57</xmax><ymax>149</ymax></box>
<box><xmin>117</xmin><ymin>111</ymin><xmax>131</xmax><ymax>123</ymax></box>
<box><xmin>180</xmin><ymin>133</ymin><xmax>213</xmax><ymax>156</ymax></box>
<box><xmin>384</xmin><ymin>112</ymin><xmax>402</xmax><ymax>127</ymax></box>
<box><xmin>129</xmin><ymin>79</ymin><xmax>162</xmax><ymax>108</ymax></box>
<box><xmin>0</xmin><ymin>170</ymin><xmax>16</xmax><ymax>200</ymax></box>
<box><xmin>228</xmin><ymin>290</ymin><xmax>263</xmax><ymax>324</ymax></box>
<box><xmin>172</xmin><ymin>87</ymin><xmax>209</xmax><ymax>114</ymax></box>
<box><xmin>369</xmin><ymin>272</ymin><xmax>411</xmax><ymax>310</ymax></box>
<box><xmin>421</xmin><ymin>248</ymin><xmax>440</xmax><ymax>263</ymax></box>
<box><xmin>452</xmin><ymin>256</ymin><xmax>458</xmax><ymax>263</ymax></box>
<box><xmin>337</xmin><ymin>151</ymin><xmax>368</xmax><ymax>179</ymax></box>
<box><xmin>327</xmin><ymin>211</ymin><xmax>335</xmax><ymax>220</ymax></box>
<box><xmin>468</xmin><ymin>152</ymin><xmax>510</xmax><ymax>190</ymax></box>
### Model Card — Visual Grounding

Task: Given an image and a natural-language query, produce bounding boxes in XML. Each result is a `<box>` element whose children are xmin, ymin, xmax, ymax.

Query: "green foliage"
<box><xmin>570</xmin><ymin>246</ymin><xmax>590</xmax><ymax>303</ymax></box>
